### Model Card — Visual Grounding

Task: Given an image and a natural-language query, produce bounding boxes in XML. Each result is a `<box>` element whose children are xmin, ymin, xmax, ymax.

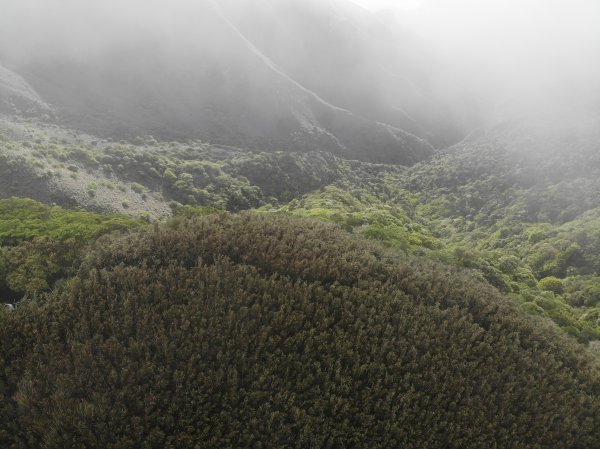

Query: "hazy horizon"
<box><xmin>353</xmin><ymin>0</ymin><xmax>600</xmax><ymax>120</ymax></box>
<box><xmin>1</xmin><ymin>0</ymin><xmax>599</xmax><ymax>131</ymax></box>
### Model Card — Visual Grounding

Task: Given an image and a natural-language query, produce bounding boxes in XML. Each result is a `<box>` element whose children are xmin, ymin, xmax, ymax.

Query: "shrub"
<box><xmin>538</xmin><ymin>276</ymin><xmax>565</xmax><ymax>294</ymax></box>
<box><xmin>131</xmin><ymin>182</ymin><xmax>146</xmax><ymax>194</ymax></box>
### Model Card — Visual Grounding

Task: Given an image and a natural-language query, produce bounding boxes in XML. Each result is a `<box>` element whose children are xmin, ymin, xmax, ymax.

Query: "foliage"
<box><xmin>0</xmin><ymin>197</ymin><xmax>140</xmax><ymax>244</ymax></box>
<box><xmin>243</xmin><ymin>125</ymin><xmax>600</xmax><ymax>342</ymax></box>
<box><xmin>4</xmin><ymin>238</ymin><xmax>71</xmax><ymax>296</ymax></box>
<box><xmin>4</xmin><ymin>122</ymin><xmax>600</xmax><ymax>342</ymax></box>
<box><xmin>1</xmin><ymin>214</ymin><xmax>599</xmax><ymax>448</ymax></box>
<box><xmin>0</xmin><ymin>198</ymin><xmax>141</xmax><ymax>300</ymax></box>
<box><xmin>539</xmin><ymin>276</ymin><xmax>565</xmax><ymax>294</ymax></box>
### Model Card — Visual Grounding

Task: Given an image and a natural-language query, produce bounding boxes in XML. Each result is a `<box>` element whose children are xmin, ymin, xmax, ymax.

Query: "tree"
<box><xmin>538</xmin><ymin>276</ymin><xmax>564</xmax><ymax>294</ymax></box>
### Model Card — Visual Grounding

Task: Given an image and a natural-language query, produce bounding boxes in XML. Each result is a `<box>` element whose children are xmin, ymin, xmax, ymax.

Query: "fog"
<box><xmin>362</xmin><ymin>0</ymin><xmax>600</xmax><ymax>122</ymax></box>
<box><xmin>1</xmin><ymin>0</ymin><xmax>599</xmax><ymax>140</ymax></box>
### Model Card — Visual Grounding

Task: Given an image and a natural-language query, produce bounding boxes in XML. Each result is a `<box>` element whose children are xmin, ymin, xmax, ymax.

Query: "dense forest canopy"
<box><xmin>1</xmin><ymin>214</ymin><xmax>599</xmax><ymax>448</ymax></box>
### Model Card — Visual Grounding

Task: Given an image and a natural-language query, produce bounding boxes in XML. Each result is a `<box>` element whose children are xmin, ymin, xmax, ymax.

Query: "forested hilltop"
<box><xmin>1</xmin><ymin>214</ymin><xmax>599</xmax><ymax>448</ymax></box>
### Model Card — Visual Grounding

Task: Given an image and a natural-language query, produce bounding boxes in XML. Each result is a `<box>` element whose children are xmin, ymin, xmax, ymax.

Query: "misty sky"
<box><xmin>1</xmin><ymin>0</ymin><xmax>599</xmax><ymax>124</ymax></box>
<box><xmin>350</xmin><ymin>0</ymin><xmax>423</xmax><ymax>11</ymax></box>
<box><xmin>350</xmin><ymin>0</ymin><xmax>600</xmax><ymax>118</ymax></box>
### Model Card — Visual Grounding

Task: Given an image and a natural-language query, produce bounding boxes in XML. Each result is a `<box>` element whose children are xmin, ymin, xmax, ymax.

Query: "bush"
<box><xmin>538</xmin><ymin>276</ymin><xmax>565</xmax><ymax>294</ymax></box>
<box><xmin>131</xmin><ymin>182</ymin><xmax>146</xmax><ymax>194</ymax></box>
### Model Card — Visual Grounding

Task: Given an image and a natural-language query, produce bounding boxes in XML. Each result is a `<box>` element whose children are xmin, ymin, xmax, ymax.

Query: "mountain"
<box><xmin>218</xmin><ymin>0</ymin><xmax>468</xmax><ymax>147</ymax></box>
<box><xmin>2</xmin><ymin>2</ymin><xmax>600</xmax><ymax>446</ymax></box>
<box><xmin>0</xmin><ymin>0</ymin><xmax>460</xmax><ymax>164</ymax></box>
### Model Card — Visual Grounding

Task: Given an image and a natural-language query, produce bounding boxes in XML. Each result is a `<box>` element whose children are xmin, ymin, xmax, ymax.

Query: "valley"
<box><xmin>2</xmin><ymin>112</ymin><xmax>600</xmax><ymax>345</ymax></box>
<box><xmin>1</xmin><ymin>0</ymin><xmax>600</xmax><ymax>447</ymax></box>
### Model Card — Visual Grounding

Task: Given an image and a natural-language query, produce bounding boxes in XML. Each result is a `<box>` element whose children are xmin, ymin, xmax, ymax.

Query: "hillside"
<box><xmin>272</xmin><ymin>115</ymin><xmax>600</xmax><ymax>343</ymax></box>
<box><xmin>0</xmin><ymin>0</ymin><xmax>449</xmax><ymax>164</ymax></box>
<box><xmin>2</xmin><ymin>113</ymin><xmax>600</xmax><ymax>344</ymax></box>
<box><xmin>0</xmin><ymin>116</ymin><xmax>400</xmax><ymax>216</ymax></box>
<box><xmin>217</xmin><ymin>0</ymin><xmax>467</xmax><ymax>147</ymax></box>
<box><xmin>1</xmin><ymin>213</ymin><xmax>599</xmax><ymax>448</ymax></box>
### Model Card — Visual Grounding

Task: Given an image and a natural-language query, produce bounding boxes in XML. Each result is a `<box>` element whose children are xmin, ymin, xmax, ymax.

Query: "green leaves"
<box><xmin>0</xmin><ymin>198</ymin><xmax>142</xmax><ymax>300</ymax></box>
<box><xmin>0</xmin><ymin>197</ymin><xmax>140</xmax><ymax>244</ymax></box>
<box><xmin>539</xmin><ymin>276</ymin><xmax>565</xmax><ymax>294</ymax></box>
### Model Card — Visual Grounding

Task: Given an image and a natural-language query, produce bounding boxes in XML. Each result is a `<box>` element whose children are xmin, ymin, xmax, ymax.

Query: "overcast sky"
<box><xmin>350</xmin><ymin>0</ymin><xmax>423</xmax><ymax>10</ymax></box>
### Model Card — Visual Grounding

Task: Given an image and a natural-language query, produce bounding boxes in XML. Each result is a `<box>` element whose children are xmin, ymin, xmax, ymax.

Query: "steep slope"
<box><xmin>0</xmin><ymin>119</ymin><xmax>171</xmax><ymax>218</ymax></box>
<box><xmin>219</xmin><ymin>0</ymin><xmax>468</xmax><ymax>147</ymax></box>
<box><xmin>1</xmin><ymin>0</ymin><xmax>435</xmax><ymax>164</ymax></box>
<box><xmin>0</xmin><ymin>117</ymin><xmax>402</xmax><ymax>215</ymax></box>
